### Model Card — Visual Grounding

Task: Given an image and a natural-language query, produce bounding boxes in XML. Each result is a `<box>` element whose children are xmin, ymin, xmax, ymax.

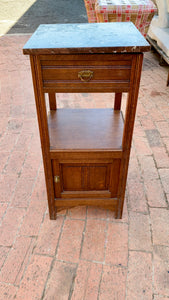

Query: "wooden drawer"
<box><xmin>39</xmin><ymin>54</ymin><xmax>132</xmax><ymax>92</ymax></box>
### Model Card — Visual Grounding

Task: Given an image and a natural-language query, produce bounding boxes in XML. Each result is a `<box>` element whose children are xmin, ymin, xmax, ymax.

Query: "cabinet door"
<box><xmin>52</xmin><ymin>160</ymin><xmax>121</xmax><ymax>198</ymax></box>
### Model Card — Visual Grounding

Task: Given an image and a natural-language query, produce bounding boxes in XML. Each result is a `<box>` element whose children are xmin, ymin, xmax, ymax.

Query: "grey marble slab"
<box><xmin>23</xmin><ymin>22</ymin><xmax>150</xmax><ymax>55</ymax></box>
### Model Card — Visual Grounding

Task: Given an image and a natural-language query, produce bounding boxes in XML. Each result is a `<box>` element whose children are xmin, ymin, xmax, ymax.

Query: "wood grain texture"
<box><xmin>114</xmin><ymin>93</ymin><xmax>122</xmax><ymax>110</ymax></box>
<box><xmin>41</xmin><ymin>55</ymin><xmax>131</xmax><ymax>92</ymax></box>
<box><xmin>48</xmin><ymin>109</ymin><xmax>124</xmax><ymax>150</ymax></box>
<box><xmin>61</xmin><ymin>191</ymin><xmax>111</xmax><ymax>198</ymax></box>
<box><xmin>30</xmin><ymin>56</ymin><xmax>56</xmax><ymax>219</ymax></box>
<box><xmin>48</xmin><ymin>93</ymin><xmax>56</xmax><ymax>110</ymax></box>
<box><xmin>52</xmin><ymin>160</ymin><xmax>61</xmax><ymax>198</ymax></box>
<box><xmin>50</xmin><ymin>150</ymin><xmax>122</xmax><ymax>160</ymax></box>
<box><xmin>52</xmin><ymin>159</ymin><xmax>120</xmax><ymax>201</ymax></box>
<box><xmin>117</xmin><ymin>54</ymin><xmax>144</xmax><ymax>218</ymax></box>
<box><xmin>24</xmin><ymin>23</ymin><xmax>147</xmax><ymax>219</ymax></box>
<box><xmin>54</xmin><ymin>198</ymin><xmax>118</xmax><ymax>211</ymax></box>
<box><xmin>61</xmin><ymin>164</ymin><xmax>110</xmax><ymax>191</ymax></box>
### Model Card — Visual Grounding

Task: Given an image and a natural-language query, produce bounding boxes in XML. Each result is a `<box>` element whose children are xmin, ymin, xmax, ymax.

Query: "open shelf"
<box><xmin>48</xmin><ymin>108</ymin><xmax>124</xmax><ymax>151</ymax></box>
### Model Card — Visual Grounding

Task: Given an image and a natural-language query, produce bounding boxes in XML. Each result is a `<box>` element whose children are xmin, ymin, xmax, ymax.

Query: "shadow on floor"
<box><xmin>7</xmin><ymin>0</ymin><xmax>88</xmax><ymax>34</ymax></box>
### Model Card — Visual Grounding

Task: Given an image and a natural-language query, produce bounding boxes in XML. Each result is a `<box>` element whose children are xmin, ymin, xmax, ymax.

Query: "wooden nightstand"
<box><xmin>23</xmin><ymin>22</ymin><xmax>150</xmax><ymax>219</ymax></box>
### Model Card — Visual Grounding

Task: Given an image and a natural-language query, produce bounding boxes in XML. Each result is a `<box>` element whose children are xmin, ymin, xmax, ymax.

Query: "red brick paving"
<box><xmin>153</xmin><ymin>245</ymin><xmax>169</xmax><ymax>296</ymax></box>
<box><xmin>71</xmin><ymin>261</ymin><xmax>102</xmax><ymax>300</ymax></box>
<box><xmin>81</xmin><ymin>219</ymin><xmax>106</xmax><ymax>262</ymax></box>
<box><xmin>57</xmin><ymin>219</ymin><xmax>85</xmax><ymax>263</ymax></box>
<box><xmin>144</xmin><ymin>178</ymin><xmax>167</xmax><ymax>207</ymax></box>
<box><xmin>150</xmin><ymin>208</ymin><xmax>169</xmax><ymax>246</ymax></box>
<box><xmin>100</xmin><ymin>265</ymin><xmax>127</xmax><ymax>299</ymax></box>
<box><xmin>16</xmin><ymin>255</ymin><xmax>52</xmax><ymax>300</ymax></box>
<box><xmin>129</xmin><ymin>211</ymin><xmax>152</xmax><ymax>252</ymax></box>
<box><xmin>0</xmin><ymin>236</ymin><xmax>33</xmax><ymax>284</ymax></box>
<box><xmin>35</xmin><ymin>214</ymin><xmax>64</xmax><ymax>256</ymax></box>
<box><xmin>0</xmin><ymin>34</ymin><xmax>169</xmax><ymax>299</ymax></box>
<box><xmin>126</xmin><ymin>251</ymin><xmax>152</xmax><ymax>299</ymax></box>
<box><xmin>43</xmin><ymin>260</ymin><xmax>76</xmax><ymax>300</ymax></box>
<box><xmin>105</xmin><ymin>222</ymin><xmax>128</xmax><ymax>267</ymax></box>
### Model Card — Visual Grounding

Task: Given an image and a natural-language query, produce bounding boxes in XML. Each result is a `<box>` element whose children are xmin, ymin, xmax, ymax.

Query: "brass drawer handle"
<box><xmin>78</xmin><ymin>70</ymin><xmax>93</xmax><ymax>82</ymax></box>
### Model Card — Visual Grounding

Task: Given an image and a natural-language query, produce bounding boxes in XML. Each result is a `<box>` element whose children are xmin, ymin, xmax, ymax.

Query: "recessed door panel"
<box><xmin>62</xmin><ymin>165</ymin><xmax>83</xmax><ymax>191</ymax></box>
<box><xmin>88</xmin><ymin>166</ymin><xmax>108</xmax><ymax>190</ymax></box>
<box><xmin>61</xmin><ymin>164</ymin><xmax>110</xmax><ymax>191</ymax></box>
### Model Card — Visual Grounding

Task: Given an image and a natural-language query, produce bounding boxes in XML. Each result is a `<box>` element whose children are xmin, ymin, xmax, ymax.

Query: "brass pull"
<box><xmin>54</xmin><ymin>175</ymin><xmax>60</xmax><ymax>183</ymax></box>
<box><xmin>78</xmin><ymin>70</ymin><xmax>93</xmax><ymax>82</ymax></box>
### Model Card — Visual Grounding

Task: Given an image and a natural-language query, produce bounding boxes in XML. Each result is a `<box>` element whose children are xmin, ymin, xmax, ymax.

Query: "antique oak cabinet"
<box><xmin>23</xmin><ymin>23</ymin><xmax>150</xmax><ymax>219</ymax></box>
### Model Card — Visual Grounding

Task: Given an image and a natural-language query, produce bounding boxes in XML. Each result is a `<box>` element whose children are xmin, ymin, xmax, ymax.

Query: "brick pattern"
<box><xmin>43</xmin><ymin>260</ymin><xmax>76</xmax><ymax>300</ymax></box>
<box><xmin>126</xmin><ymin>251</ymin><xmax>152</xmax><ymax>299</ymax></box>
<box><xmin>0</xmin><ymin>35</ymin><xmax>169</xmax><ymax>299</ymax></box>
<box><xmin>71</xmin><ymin>261</ymin><xmax>102</xmax><ymax>300</ymax></box>
<box><xmin>100</xmin><ymin>265</ymin><xmax>127</xmax><ymax>299</ymax></box>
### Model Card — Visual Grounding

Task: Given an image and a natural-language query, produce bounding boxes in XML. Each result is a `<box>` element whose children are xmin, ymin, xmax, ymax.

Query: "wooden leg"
<box><xmin>49</xmin><ymin>93</ymin><xmax>57</xmax><ymax>110</ymax></box>
<box><xmin>117</xmin><ymin>54</ymin><xmax>143</xmax><ymax>219</ymax></box>
<box><xmin>30</xmin><ymin>56</ymin><xmax>56</xmax><ymax>220</ymax></box>
<box><xmin>114</xmin><ymin>93</ymin><xmax>122</xmax><ymax>110</ymax></box>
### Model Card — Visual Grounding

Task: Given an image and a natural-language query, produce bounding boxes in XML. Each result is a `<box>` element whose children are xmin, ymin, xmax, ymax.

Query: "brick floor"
<box><xmin>0</xmin><ymin>34</ymin><xmax>169</xmax><ymax>300</ymax></box>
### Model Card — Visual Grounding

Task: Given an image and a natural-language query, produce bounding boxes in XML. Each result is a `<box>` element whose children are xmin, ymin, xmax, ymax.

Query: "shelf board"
<box><xmin>48</xmin><ymin>108</ymin><xmax>124</xmax><ymax>151</ymax></box>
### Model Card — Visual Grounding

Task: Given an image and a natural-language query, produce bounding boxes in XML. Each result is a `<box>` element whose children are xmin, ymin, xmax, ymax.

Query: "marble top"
<box><xmin>23</xmin><ymin>22</ymin><xmax>150</xmax><ymax>55</ymax></box>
